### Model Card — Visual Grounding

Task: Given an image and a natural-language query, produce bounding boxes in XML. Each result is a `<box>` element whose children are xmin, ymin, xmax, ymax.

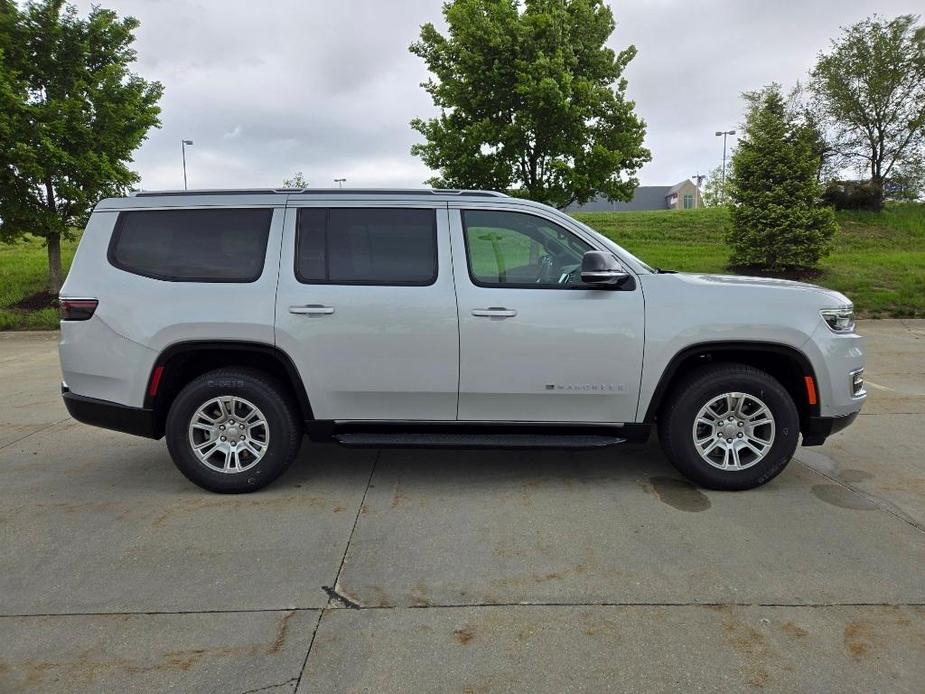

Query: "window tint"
<box><xmin>296</xmin><ymin>208</ymin><xmax>437</xmax><ymax>285</ymax></box>
<box><xmin>109</xmin><ymin>208</ymin><xmax>272</xmax><ymax>282</ymax></box>
<box><xmin>462</xmin><ymin>210</ymin><xmax>592</xmax><ymax>288</ymax></box>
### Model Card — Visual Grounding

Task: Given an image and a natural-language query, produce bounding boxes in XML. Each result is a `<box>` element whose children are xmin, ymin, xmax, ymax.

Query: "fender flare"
<box><xmin>144</xmin><ymin>340</ymin><xmax>314</xmax><ymax>422</ymax></box>
<box><xmin>642</xmin><ymin>340</ymin><xmax>819</xmax><ymax>422</ymax></box>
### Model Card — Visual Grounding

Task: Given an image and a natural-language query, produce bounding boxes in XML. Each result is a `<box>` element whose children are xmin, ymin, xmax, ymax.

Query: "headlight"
<box><xmin>820</xmin><ymin>307</ymin><xmax>855</xmax><ymax>333</ymax></box>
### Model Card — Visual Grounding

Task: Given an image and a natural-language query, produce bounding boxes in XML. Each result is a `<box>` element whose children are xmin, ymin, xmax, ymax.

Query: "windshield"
<box><xmin>569</xmin><ymin>217</ymin><xmax>655</xmax><ymax>274</ymax></box>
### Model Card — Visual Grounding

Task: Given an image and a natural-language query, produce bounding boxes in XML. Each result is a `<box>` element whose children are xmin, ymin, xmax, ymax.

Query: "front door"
<box><xmin>450</xmin><ymin>206</ymin><xmax>644</xmax><ymax>423</ymax></box>
<box><xmin>275</xmin><ymin>203</ymin><xmax>459</xmax><ymax>420</ymax></box>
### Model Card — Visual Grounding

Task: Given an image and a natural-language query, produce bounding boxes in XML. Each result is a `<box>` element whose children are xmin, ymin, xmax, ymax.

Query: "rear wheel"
<box><xmin>165</xmin><ymin>368</ymin><xmax>302</xmax><ymax>493</ymax></box>
<box><xmin>657</xmin><ymin>363</ymin><xmax>799</xmax><ymax>490</ymax></box>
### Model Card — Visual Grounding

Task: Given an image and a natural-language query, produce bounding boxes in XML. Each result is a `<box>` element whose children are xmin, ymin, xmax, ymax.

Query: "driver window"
<box><xmin>462</xmin><ymin>210</ymin><xmax>592</xmax><ymax>288</ymax></box>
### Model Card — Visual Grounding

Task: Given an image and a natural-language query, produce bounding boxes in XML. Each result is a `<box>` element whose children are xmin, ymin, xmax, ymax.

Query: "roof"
<box><xmin>97</xmin><ymin>188</ymin><xmax>511</xmax><ymax>211</ymax></box>
<box><xmin>565</xmin><ymin>186</ymin><xmax>672</xmax><ymax>212</ymax></box>
<box><xmin>130</xmin><ymin>188</ymin><xmax>508</xmax><ymax>198</ymax></box>
<box><xmin>565</xmin><ymin>180</ymin><xmax>700</xmax><ymax>212</ymax></box>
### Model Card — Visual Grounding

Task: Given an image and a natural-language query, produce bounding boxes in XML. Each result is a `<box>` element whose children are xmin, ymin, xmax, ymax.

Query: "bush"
<box><xmin>822</xmin><ymin>181</ymin><xmax>883</xmax><ymax>211</ymax></box>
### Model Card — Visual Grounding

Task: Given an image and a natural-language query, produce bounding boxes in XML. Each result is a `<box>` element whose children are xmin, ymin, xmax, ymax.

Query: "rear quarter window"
<box><xmin>108</xmin><ymin>208</ymin><xmax>273</xmax><ymax>282</ymax></box>
<box><xmin>295</xmin><ymin>207</ymin><xmax>437</xmax><ymax>286</ymax></box>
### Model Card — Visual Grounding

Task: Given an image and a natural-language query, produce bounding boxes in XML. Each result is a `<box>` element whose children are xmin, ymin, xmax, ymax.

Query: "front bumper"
<box><xmin>801</xmin><ymin>411</ymin><xmax>860</xmax><ymax>446</ymax></box>
<box><xmin>62</xmin><ymin>386</ymin><xmax>161</xmax><ymax>439</ymax></box>
<box><xmin>803</xmin><ymin>321</ymin><xmax>867</xmax><ymax>418</ymax></box>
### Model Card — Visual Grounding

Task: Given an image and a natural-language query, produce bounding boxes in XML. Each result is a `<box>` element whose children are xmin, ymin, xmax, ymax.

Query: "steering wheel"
<box><xmin>536</xmin><ymin>254</ymin><xmax>555</xmax><ymax>283</ymax></box>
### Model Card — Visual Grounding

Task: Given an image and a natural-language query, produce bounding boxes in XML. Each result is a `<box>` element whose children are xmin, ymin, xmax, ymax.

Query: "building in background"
<box><xmin>566</xmin><ymin>179</ymin><xmax>703</xmax><ymax>212</ymax></box>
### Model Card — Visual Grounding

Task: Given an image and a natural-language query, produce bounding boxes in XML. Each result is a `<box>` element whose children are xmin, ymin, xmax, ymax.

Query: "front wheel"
<box><xmin>165</xmin><ymin>368</ymin><xmax>302</xmax><ymax>493</ymax></box>
<box><xmin>657</xmin><ymin>363</ymin><xmax>800</xmax><ymax>490</ymax></box>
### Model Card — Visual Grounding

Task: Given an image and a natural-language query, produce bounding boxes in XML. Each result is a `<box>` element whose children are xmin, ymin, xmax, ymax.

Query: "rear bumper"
<box><xmin>62</xmin><ymin>386</ymin><xmax>161</xmax><ymax>439</ymax></box>
<box><xmin>801</xmin><ymin>411</ymin><xmax>860</xmax><ymax>446</ymax></box>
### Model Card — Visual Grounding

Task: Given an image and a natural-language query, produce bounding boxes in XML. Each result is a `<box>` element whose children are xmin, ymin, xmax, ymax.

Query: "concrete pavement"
<box><xmin>0</xmin><ymin>321</ymin><xmax>923</xmax><ymax>693</ymax></box>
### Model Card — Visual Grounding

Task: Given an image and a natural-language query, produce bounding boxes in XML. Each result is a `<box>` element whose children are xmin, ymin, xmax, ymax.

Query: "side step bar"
<box><xmin>333</xmin><ymin>432</ymin><xmax>626</xmax><ymax>449</ymax></box>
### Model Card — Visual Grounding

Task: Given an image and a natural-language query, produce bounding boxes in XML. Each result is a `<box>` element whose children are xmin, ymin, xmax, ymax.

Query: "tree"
<box><xmin>810</xmin><ymin>14</ymin><xmax>925</xmax><ymax>209</ymax></box>
<box><xmin>701</xmin><ymin>165</ymin><xmax>732</xmax><ymax>207</ymax></box>
<box><xmin>409</xmin><ymin>0</ymin><xmax>650</xmax><ymax>209</ymax></box>
<box><xmin>727</xmin><ymin>85</ymin><xmax>837</xmax><ymax>271</ymax></box>
<box><xmin>283</xmin><ymin>171</ymin><xmax>308</xmax><ymax>188</ymax></box>
<box><xmin>0</xmin><ymin>0</ymin><xmax>162</xmax><ymax>294</ymax></box>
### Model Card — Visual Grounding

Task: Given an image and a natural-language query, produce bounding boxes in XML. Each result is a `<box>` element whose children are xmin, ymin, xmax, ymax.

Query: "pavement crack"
<box><xmin>795</xmin><ymin>458</ymin><xmax>925</xmax><ymax>533</ymax></box>
<box><xmin>239</xmin><ymin>677</ymin><xmax>299</xmax><ymax>694</ymax></box>
<box><xmin>322</xmin><ymin>585</ymin><xmax>363</xmax><ymax>610</ymax></box>
<box><xmin>0</xmin><ymin>416</ymin><xmax>71</xmax><ymax>450</ymax></box>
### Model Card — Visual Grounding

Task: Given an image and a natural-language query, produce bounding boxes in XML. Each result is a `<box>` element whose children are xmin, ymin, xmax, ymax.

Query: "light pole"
<box><xmin>334</xmin><ymin>178</ymin><xmax>346</xmax><ymax>189</ymax></box>
<box><xmin>181</xmin><ymin>139</ymin><xmax>194</xmax><ymax>190</ymax></box>
<box><xmin>715</xmin><ymin>130</ymin><xmax>735</xmax><ymax>203</ymax></box>
<box><xmin>692</xmin><ymin>173</ymin><xmax>706</xmax><ymax>208</ymax></box>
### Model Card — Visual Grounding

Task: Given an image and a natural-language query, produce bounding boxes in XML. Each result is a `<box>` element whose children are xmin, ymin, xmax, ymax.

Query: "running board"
<box><xmin>332</xmin><ymin>432</ymin><xmax>627</xmax><ymax>450</ymax></box>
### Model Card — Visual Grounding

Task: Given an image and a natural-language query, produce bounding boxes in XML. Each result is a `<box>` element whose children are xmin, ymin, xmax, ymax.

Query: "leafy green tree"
<box><xmin>727</xmin><ymin>85</ymin><xmax>837</xmax><ymax>270</ymax></box>
<box><xmin>701</xmin><ymin>165</ymin><xmax>732</xmax><ymax>207</ymax></box>
<box><xmin>0</xmin><ymin>0</ymin><xmax>162</xmax><ymax>294</ymax></box>
<box><xmin>409</xmin><ymin>0</ymin><xmax>650</xmax><ymax>209</ymax></box>
<box><xmin>810</xmin><ymin>14</ymin><xmax>925</xmax><ymax>209</ymax></box>
<box><xmin>283</xmin><ymin>171</ymin><xmax>308</xmax><ymax>188</ymax></box>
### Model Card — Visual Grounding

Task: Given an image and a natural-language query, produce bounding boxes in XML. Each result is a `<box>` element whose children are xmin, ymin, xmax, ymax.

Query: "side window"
<box><xmin>108</xmin><ymin>208</ymin><xmax>272</xmax><ymax>282</ymax></box>
<box><xmin>295</xmin><ymin>208</ymin><xmax>437</xmax><ymax>286</ymax></box>
<box><xmin>462</xmin><ymin>210</ymin><xmax>592</xmax><ymax>288</ymax></box>
<box><xmin>683</xmin><ymin>193</ymin><xmax>694</xmax><ymax>209</ymax></box>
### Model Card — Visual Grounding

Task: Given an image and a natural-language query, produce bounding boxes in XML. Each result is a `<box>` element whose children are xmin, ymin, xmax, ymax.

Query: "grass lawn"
<box><xmin>575</xmin><ymin>203</ymin><xmax>925</xmax><ymax>318</ymax></box>
<box><xmin>0</xmin><ymin>204</ymin><xmax>922</xmax><ymax>329</ymax></box>
<box><xmin>0</xmin><ymin>235</ymin><xmax>79</xmax><ymax>330</ymax></box>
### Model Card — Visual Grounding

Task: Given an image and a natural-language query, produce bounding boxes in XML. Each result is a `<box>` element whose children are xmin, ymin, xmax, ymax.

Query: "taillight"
<box><xmin>59</xmin><ymin>298</ymin><xmax>98</xmax><ymax>321</ymax></box>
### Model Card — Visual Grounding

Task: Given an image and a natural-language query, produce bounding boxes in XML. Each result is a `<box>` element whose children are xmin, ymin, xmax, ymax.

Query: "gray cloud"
<box><xmin>76</xmin><ymin>0</ymin><xmax>920</xmax><ymax>190</ymax></box>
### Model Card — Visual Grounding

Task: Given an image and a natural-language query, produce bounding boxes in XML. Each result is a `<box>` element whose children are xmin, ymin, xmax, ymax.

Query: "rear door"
<box><xmin>275</xmin><ymin>202</ymin><xmax>459</xmax><ymax>420</ymax></box>
<box><xmin>449</xmin><ymin>205</ymin><xmax>645</xmax><ymax>423</ymax></box>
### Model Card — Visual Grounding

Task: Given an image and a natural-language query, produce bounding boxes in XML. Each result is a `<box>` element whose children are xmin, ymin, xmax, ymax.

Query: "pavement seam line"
<box><xmin>0</xmin><ymin>416</ymin><xmax>72</xmax><ymax>451</ymax></box>
<box><xmin>7</xmin><ymin>601</ymin><xmax>923</xmax><ymax>619</ymax></box>
<box><xmin>239</xmin><ymin>676</ymin><xmax>300</xmax><ymax>694</ymax></box>
<box><xmin>322</xmin><ymin>450</ymin><xmax>380</xmax><ymax>609</ymax></box>
<box><xmin>794</xmin><ymin>457</ymin><xmax>925</xmax><ymax>533</ymax></box>
<box><xmin>0</xmin><ymin>608</ymin><xmax>316</xmax><ymax>618</ymax></box>
<box><xmin>293</xmin><ymin>450</ymin><xmax>380</xmax><ymax>692</ymax></box>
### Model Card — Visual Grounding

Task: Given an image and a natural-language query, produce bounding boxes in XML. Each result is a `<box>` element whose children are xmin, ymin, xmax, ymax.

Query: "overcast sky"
<box><xmin>74</xmin><ymin>0</ymin><xmax>922</xmax><ymax>191</ymax></box>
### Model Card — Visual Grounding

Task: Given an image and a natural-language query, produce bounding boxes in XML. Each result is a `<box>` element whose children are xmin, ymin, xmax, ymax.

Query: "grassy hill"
<box><xmin>575</xmin><ymin>203</ymin><xmax>925</xmax><ymax>318</ymax></box>
<box><xmin>1</xmin><ymin>204</ymin><xmax>923</xmax><ymax>329</ymax></box>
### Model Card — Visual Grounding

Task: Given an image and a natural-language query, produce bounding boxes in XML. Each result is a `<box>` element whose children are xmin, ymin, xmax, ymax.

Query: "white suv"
<box><xmin>59</xmin><ymin>189</ymin><xmax>866</xmax><ymax>493</ymax></box>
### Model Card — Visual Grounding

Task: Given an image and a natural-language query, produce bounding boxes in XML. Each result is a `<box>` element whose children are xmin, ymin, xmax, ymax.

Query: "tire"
<box><xmin>165</xmin><ymin>368</ymin><xmax>302</xmax><ymax>493</ymax></box>
<box><xmin>657</xmin><ymin>363</ymin><xmax>799</xmax><ymax>491</ymax></box>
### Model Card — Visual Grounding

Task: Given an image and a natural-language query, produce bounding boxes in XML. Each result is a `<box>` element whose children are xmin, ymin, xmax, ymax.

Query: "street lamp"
<box><xmin>334</xmin><ymin>178</ymin><xmax>346</xmax><ymax>189</ymax></box>
<box><xmin>691</xmin><ymin>172</ymin><xmax>706</xmax><ymax>209</ymax></box>
<box><xmin>715</xmin><ymin>130</ymin><xmax>735</xmax><ymax>204</ymax></box>
<box><xmin>181</xmin><ymin>139</ymin><xmax>194</xmax><ymax>190</ymax></box>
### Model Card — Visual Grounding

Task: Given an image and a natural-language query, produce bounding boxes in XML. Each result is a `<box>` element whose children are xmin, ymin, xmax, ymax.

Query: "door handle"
<box><xmin>289</xmin><ymin>304</ymin><xmax>335</xmax><ymax>315</ymax></box>
<box><xmin>472</xmin><ymin>307</ymin><xmax>517</xmax><ymax>318</ymax></box>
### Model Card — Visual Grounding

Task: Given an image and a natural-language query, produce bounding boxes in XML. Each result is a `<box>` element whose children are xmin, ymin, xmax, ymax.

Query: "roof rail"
<box><xmin>132</xmin><ymin>188</ymin><xmax>509</xmax><ymax>198</ymax></box>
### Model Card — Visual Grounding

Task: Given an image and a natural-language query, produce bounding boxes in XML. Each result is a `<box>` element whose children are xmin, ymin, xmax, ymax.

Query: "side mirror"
<box><xmin>580</xmin><ymin>251</ymin><xmax>630</xmax><ymax>286</ymax></box>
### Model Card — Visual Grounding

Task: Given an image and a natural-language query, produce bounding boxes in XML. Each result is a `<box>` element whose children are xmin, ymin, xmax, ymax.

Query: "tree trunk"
<box><xmin>47</xmin><ymin>233</ymin><xmax>63</xmax><ymax>296</ymax></box>
<box><xmin>869</xmin><ymin>176</ymin><xmax>885</xmax><ymax>211</ymax></box>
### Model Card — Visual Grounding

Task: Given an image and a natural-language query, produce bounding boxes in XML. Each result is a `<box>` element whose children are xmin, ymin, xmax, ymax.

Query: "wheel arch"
<box><xmin>643</xmin><ymin>341</ymin><xmax>820</xmax><ymax>429</ymax></box>
<box><xmin>145</xmin><ymin>340</ymin><xmax>313</xmax><ymax>438</ymax></box>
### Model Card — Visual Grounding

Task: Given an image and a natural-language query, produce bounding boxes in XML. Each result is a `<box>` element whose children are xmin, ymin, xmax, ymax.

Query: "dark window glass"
<box><xmin>109</xmin><ymin>208</ymin><xmax>272</xmax><ymax>282</ymax></box>
<box><xmin>462</xmin><ymin>210</ymin><xmax>592</xmax><ymax>288</ymax></box>
<box><xmin>296</xmin><ymin>208</ymin><xmax>437</xmax><ymax>285</ymax></box>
